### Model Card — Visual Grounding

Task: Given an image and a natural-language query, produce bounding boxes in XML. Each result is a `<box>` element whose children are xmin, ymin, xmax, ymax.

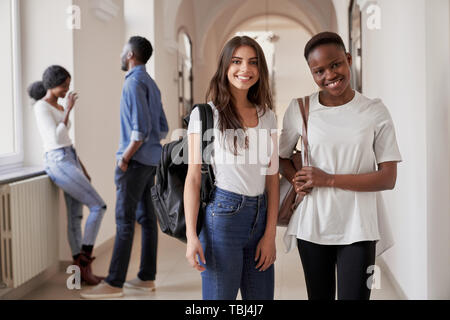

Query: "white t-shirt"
<box><xmin>34</xmin><ymin>100</ymin><xmax>72</xmax><ymax>152</ymax></box>
<box><xmin>279</xmin><ymin>91</ymin><xmax>402</xmax><ymax>250</ymax></box>
<box><xmin>187</xmin><ymin>102</ymin><xmax>278</xmax><ymax>197</ymax></box>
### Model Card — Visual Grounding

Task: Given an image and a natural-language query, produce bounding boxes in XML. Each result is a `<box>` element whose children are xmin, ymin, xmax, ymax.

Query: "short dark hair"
<box><xmin>28</xmin><ymin>65</ymin><xmax>71</xmax><ymax>101</ymax></box>
<box><xmin>128</xmin><ymin>36</ymin><xmax>153</xmax><ymax>64</ymax></box>
<box><xmin>304</xmin><ymin>32</ymin><xmax>347</xmax><ymax>60</ymax></box>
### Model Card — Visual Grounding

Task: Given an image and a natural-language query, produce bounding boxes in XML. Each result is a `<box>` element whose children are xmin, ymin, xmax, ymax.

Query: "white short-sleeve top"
<box><xmin>187</xmin><ymin>102</ymin><xmax>278</xmax><ymax>197</ymax></box>
<box><xmin>34</xmin><ymin>100</ymin><xmax>72</xmax><ymax>152</ymax></box>
<box><xmin>279</xmin><ymin>91</ymin><xmax>402</xmax><ymax>250</ymax></box>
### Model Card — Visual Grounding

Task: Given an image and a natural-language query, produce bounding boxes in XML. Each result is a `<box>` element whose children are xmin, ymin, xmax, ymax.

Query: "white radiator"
<box><xmin>0</xmin><ymin>175</ymin><xmax>59</xmax><ymax>288</ymax></box>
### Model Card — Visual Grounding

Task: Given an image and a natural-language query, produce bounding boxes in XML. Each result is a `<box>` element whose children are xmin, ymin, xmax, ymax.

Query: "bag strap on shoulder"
<box><xmin>297</xmin><ymin>97</ymin><xmax>310</xmax><ymax>166</ymax></box>
<box><xmin>194</xmin><ymin>104</ymin><xmax>215</xmax><ymax>184</ymax></box>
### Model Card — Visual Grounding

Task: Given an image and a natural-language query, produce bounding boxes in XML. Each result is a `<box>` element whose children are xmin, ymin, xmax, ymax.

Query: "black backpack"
<box><xmin>151</xmin><ymin>104</ymin><xmax>215</xmax><ymax>243</ymax></box>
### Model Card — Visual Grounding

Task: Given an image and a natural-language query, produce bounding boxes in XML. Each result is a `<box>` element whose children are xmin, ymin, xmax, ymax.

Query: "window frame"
<box><xmin>0</xmin><ymin>0</ymin><xmax>23</xmax><ymax>169</ymax></box>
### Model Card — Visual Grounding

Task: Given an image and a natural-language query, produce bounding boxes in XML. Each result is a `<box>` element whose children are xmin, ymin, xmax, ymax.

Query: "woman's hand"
<box><xmin>66</xmin><ymin>92</ymin><xmax>78</xmax><ymax>112</ymax></box>
<box><xmin>294</xmin><ymin>166</ymin><xmax>334</xmax><ymax>191</ymax></box>
<box><xmin>292</xmin><ymin>173</ymin><xmax>314</xmax><ymax>196</ymax></box>
<box><xmin>63</xmin><ymin>92</ymin><xmax>78</xmax><ymax>127</ymax></box>
<box><xmin>255</xmin><ymin>234</ymin><xmax>276</xmax><ymax>272</ymax></box>
<box><xmin>186</xmin><ymin>237</ymin><xmax>206</xmax><ymax>272</ymax></box>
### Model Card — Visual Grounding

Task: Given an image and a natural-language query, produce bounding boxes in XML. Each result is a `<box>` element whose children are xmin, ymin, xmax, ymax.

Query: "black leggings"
<box><xmin>297</xmin><ymin>239</ymin><xmax>376</xmax><ymax>300</ymax></box>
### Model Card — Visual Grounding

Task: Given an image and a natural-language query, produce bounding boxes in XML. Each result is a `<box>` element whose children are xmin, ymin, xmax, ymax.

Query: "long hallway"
<box><xmin>22</xmin><ymin>226</ymin><xmax>400</xmax><ymax>300</ymax></box>
<box><xmin>1</xmin><ymin>0</ymin><xmax>449</xmax><ymax>301</ymax></box>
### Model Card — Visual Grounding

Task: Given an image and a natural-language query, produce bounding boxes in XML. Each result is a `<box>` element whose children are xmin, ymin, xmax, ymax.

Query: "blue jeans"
<box><xmin>105</xmin><ymin>160</ymin><xmax>158</xmax><ymax>288</ymax></box>
<box><xmin>44</xmin><ymin>146</ymin><xmax>106</xmax><ymax>256</ymax></box>
<box><xmin>199</xmin><ymin>187</ymin><xmax>275</xmax><ymax>300</ymax></box>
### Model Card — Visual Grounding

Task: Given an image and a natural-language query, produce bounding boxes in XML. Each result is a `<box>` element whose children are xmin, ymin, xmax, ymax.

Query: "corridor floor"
<box><xmin>22</xmin><ymin>225</ymin><xmax>401</xmax><ymax>300</ymax></box>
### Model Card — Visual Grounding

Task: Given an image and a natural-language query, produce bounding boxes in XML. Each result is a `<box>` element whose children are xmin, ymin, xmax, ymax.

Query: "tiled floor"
<box><xmin>22</xmin><ymin>225</ymin><xmax>401</xmax><ymax>300</ymax></box>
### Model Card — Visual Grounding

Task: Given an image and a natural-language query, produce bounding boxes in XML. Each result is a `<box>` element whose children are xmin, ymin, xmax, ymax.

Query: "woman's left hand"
<box><xmin>293</xmin><ymin>166</ymin><xmax>334</xmax><ymax>191</ymax></box>
<box><xmin>66</xmin><ymin>92</ymin><xmax>78</xmax><ymax>112</ymax></box>
<box><xmin>255</xmin><ymin>235</ymin><xmax>276</xmax><ymax>272</ymax></box>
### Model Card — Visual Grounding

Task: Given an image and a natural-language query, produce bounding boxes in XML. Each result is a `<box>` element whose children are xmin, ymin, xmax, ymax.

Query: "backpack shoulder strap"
<box><xmin>195</xmin><ymin>104</ymin><xmax>214</xmax><ymax>157</ymax></box>
<box><xmin>194</xmin><ymin>104</ymin><xmax>215</xmax><ymax>183</ymax></box>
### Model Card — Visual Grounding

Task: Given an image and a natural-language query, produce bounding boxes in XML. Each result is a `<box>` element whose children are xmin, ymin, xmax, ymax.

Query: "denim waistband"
<box><xmin>46</xmin><ymin>145</ymin><xmax>74</xmax><ymax>154</ymax></box>
<box><xmin>213</xmin><ymin>187</ymin><xmax>266</xmax><ymax>204</ymax></box>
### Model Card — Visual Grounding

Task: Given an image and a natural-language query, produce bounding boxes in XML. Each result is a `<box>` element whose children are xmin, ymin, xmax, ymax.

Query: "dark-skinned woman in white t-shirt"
<box><xmin>279</xmin><ymin>32</ymin><xmax>402</xmax><ymax>300</ymax></box>
<box><xmin>28</xmin><ymin>65</ymin><xmax>106</xmax><ymax>285</ymax></box>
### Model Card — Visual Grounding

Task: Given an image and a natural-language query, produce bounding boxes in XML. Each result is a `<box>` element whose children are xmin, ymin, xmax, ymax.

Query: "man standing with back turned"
<box><xmin>81</xmin><ymin>36</ymin><xmax>169</xmax><ymax>299</ymax></box>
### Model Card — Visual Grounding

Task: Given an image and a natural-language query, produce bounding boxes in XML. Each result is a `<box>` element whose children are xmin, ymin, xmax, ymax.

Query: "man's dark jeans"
<box><xmin>105</xmin><ymin>160</ymin><xmax>158</xmax><ymax>288</ymax></box>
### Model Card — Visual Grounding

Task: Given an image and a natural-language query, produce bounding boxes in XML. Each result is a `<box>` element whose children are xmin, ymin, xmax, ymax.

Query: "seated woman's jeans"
<box><xmin>44</xmin><ymin>146</ymin><xmax>106</xmax><ymax>256</ymax></box>
<box><xmin>199</xmin><ymin>187</ymin><xmax>274</xmax><ymax>300</ymax></box>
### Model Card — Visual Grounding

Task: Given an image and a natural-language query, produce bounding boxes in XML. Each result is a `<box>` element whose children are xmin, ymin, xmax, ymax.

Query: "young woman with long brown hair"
<box><xmin>184</xmin><ymin>36</ymin><xmax>279</xmax><ymax>300</ymax></box>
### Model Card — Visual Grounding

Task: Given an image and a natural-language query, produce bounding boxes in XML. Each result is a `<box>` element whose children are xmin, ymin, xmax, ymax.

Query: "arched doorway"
<box><xmin>168</xmin><ymin>0</ymin><xmax>338</xmax><ymax>127</ymax></box>
<box><xmin>177</xmin><ymin>29</ymin><xmax>193</xmax><ymax>129</ymax></box>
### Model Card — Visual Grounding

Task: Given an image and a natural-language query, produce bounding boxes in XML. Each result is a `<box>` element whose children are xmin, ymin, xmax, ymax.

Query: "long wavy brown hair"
<box><xmin>206</xmin><ymin>36</ymin><xmax>274</xmax><ymax>154</ymax></box>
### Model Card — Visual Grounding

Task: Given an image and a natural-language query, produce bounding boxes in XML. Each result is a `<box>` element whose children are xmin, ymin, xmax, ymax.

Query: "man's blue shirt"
<box><xmin>116</xmin><ymin>65</ymin><xmax>169</xmax><ymax>166</ymax></box>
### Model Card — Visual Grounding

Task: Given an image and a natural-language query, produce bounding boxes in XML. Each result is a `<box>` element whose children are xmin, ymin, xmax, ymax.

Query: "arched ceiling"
<box><xmin>164</xmin><ymin>0</ymin><xmax>338</xmax><ymax>62</ymax></box>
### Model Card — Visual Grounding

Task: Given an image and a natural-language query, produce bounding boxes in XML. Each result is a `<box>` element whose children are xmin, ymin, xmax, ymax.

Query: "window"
<box><xmin>177</xmin><ymin>30</ymin><xmax>193</xmax><ymax>129</ymax></box>
<box><xmin>0</xmin><ymin>0</ymin><xmax>22</xmax><ymax>168</ymax></box>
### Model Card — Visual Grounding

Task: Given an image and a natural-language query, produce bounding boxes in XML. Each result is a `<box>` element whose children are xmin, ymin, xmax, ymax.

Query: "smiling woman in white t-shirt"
<box><xmin>279</xmin><ymin>32</ymin><xmax>402</xmax><ymax>300</ymax></box>
<box><xmin>184</xmin><ymin>36</ymin><xmax>279</xmax><ymax>300</ymax></box>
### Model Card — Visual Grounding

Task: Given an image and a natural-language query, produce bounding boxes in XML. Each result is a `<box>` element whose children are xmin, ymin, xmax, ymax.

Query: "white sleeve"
<box><xmin>187</xmin><ymin>107</ymin><xmax>202</xmax><ymax>135</ymax></box>
<box><xmin>279</xmin><ymin>99</ymin><xmax>302</xmax><ymax>159</ymax></box>
<box><xmin>373</xmin><ymin>102</ymin><xmax>402</xmax><ymax>164</ymax></box>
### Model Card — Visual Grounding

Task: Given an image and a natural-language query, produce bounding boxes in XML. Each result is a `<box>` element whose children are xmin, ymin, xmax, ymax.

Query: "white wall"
<box><xmin>153</xmin><ymin>0</ymin><xmax>197</xmax><ymax>139</ymax></box>
<box><xmin>331</xmin><ymin>0</ymin><xmax>350</xmax><ymax>49</ymax></box>
<box><xmin>20</xmin><ymin>0</ymin><xmax>75</xmax><ymax>260</ymax></box>
<box><xmin>0</xmin><ymin>0</ymin><xmax>15</xmax><ymax>156</ymax></box>
<box><xmin>124</xmin><ymin>0</ymin><xmax>155</xmax><ymax>77</ymax></box>
<box><xmin>21</xmin><ymin>0</ymin><xmax>74</xmax><ymax>167</ymax></box>
<box><xmin>70</xmin><ymin>0</ymin><xmax>126</xmax><ymax>260</ymax></box>
<box><xmin>20</xmin><ymin>0</ymin><xmax>127</xmax><ymax>260</ymax></box>
<box><xmin>269</xmin><ymin>24</ymin><xmax>317</xmax><ymax>127</ymax></box>
<box><xmin>362</xmin><ymin>0</ymin><xmax>450</xmax><ymax>299</ymax></box>
<box><xmin>154</xmin><ymin>1</ymin><xmax>181</xmax><ymax>139</ymax></box>
<box><xmin>425</xmin><ymin>0</ymin><xmax>450</xmax><ymax>299</ymax></box>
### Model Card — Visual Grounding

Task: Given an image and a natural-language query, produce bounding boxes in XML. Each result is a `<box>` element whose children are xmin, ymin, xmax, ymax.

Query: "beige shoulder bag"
<box><xmin>278</xmin><ymin>96</ymin><xmax>310</xmax><ymax>227</ymax></box>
